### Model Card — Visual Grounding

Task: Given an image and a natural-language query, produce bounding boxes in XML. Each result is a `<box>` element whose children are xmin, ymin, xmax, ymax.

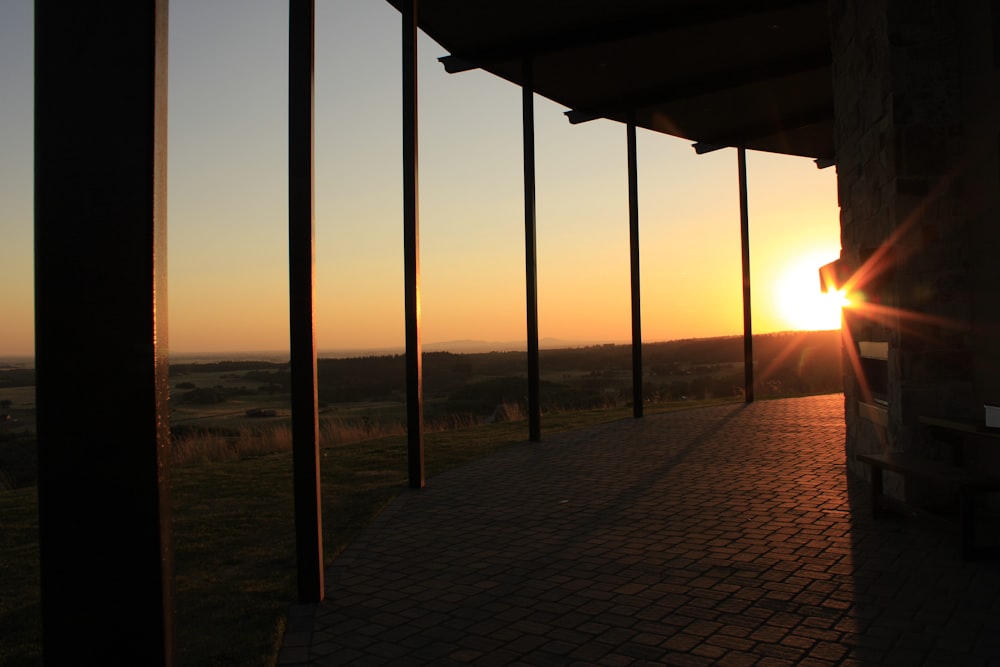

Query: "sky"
<box><xmin>0</xmin><ymin>0</ymin><xmax>842</xmax><ymax>359</ymax></box>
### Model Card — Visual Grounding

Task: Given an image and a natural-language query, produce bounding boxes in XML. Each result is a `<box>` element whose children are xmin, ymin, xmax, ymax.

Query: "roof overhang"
<box><xmin>386</xmin><ymin>0</ymin><xmax>834</xmax><ymax>160</ymax></box>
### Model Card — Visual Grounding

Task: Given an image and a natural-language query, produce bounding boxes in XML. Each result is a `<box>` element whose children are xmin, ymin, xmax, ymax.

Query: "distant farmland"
<box><xmin>170</xmin><ymin>329</ymin><xmax>842</xmax><ymax>421</ymax></box>
<box><xmin>1</xmin><ymin>330</ymin><xmax>843</xmax><ymax>488</ymax></box>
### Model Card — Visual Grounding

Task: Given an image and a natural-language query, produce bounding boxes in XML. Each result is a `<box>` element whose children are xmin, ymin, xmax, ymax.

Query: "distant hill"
<box><xmin>184</xmin><ymin>330</ymin><xmax>842</xmax><ymax>413</ymax></box>
<box><xmin>1</xmin><ymin>330</ymin><xmax>843</xmax><ymax>408</ymax></box>
<box><xmin>0</xmin><ymin>367</ymin><xmax>35</xmax><ymax>388</ymax></box>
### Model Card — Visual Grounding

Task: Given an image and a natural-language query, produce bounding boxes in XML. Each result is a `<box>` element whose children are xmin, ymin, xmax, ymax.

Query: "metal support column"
<box><xmin>523</xmin><ymin>58</ymin><xmax>542</xmax><ymax>441</ymax></box>
<box><xmin>35</xmin><ymin>3</ymin><xmax>173</xmax><ymax>664</ymax></box>
<box><xmin>403</xmin><ymin>0</ymin><xmax>425</xmax><ymax>486</ymax></box>
<box><xmin>627</xmin><ymin>119</ymin><xmax>643</xmax><ymax>418</ymax></box>
<box><xmin>738</xmin><ymin>147</ymin><xmax>754</xmax><ymax>403</ymax></box>
<box><xmin>289</xmin><ymin>0</ymin><xmax>324</xmax><ymax>603</ymax></box>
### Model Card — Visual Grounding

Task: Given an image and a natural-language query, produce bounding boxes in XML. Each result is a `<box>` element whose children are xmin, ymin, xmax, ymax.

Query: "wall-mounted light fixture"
<box><xmin>819</xmin><ymin>257</ymin><xmax>852</xmax><ymax>293</ymax></box>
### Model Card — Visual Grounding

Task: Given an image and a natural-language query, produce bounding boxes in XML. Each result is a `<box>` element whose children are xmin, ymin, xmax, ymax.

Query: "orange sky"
<box><xmin>0</xmin><ymin>0</ymin><xmax>841</xmax><ymax>358</ymax></box>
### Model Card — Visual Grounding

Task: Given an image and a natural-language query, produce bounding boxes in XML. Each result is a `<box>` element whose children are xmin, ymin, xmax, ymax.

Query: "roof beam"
<box><xmin>689</xmin><ymin>104</ymin><xmax>833</xmax><ymax>150</ymax></box>
<box><xmin>692</xmin><ymin>142</ymin><xmax>728</xmax><ymax>155</ymax></box>
<box><xmin>438</xmin><ymin>0</ymin><xmax>825</xmax><ymax>72</ymax></box>
<box><xmin>565</xmin><ymin>110</ymin><xmax>602</xmax><ymax>124</ymax></box>
<box><xmin>439</xmin><ymin>55</ymin><xmax>477</xmax><ymax>74</ymax></box>
<box><xmin>565</xmin><ymin>49</ymin><xmax>831</xmax><ymax>123</ymax></box>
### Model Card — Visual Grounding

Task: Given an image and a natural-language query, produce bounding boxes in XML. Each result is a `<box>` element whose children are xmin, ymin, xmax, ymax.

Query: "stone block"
<box><xmin>895</xmin><ymin>178</ymin><xmax>928</xmax><ymax>197</ymax></box>
<box><xmin>899</xmin><ymin>125</ymin><xmax>949</xmax><ymax>176</ymax></box>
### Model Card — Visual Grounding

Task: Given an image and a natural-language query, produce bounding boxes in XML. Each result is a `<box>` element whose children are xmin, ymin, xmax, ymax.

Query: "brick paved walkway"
<box><xmin>278</xmin><ymin>394</ymin><xmax>1000</xmax><ymax>666</ymax></box>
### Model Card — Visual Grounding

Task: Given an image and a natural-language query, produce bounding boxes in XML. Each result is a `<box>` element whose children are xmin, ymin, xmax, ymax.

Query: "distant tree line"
<box><xmin>0</xmin><ymin>368</ymin><xmax>35</xmax><ymax>388</ymax></box>
<box><xmin>196</xmin><ymin>330</ymin><xmax>843</xmax><ymax>412</ymax></box>
<box><xmin>170</xmin><ymin>360</ymin><xmax>285</xmax><ymax>376</ymax></box>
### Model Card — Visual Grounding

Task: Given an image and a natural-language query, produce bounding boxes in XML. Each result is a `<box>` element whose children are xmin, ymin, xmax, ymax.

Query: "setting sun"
<box><xmin>774</xmin><ymin>256</ymin><xmax>848</xmax><ymax>331</ymax></box>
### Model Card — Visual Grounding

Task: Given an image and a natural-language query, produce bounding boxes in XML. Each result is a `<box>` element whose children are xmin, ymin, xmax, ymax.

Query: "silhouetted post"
<box><xmin>289</xmin><ymin>0</ymin><xmax>324</xmax><ymax>603</ymax></box>
<box><xmin>402</xmin><ymin>0</ymin><xmax>425</xmax><ymax>486</ymax></box>
<box><xmin>523</xmin><ymin>58</ymin><xmax>542</xmax><ymax>441</ymax></box>
<box><xmin>738</xmin><ymin>146</ymin><xmax>754</xmax><ymax>402</ymax></box>
<box><xmin>627</xmin><ymin>118</ymin><xmax>643</xmax><ymax>418</ymax></box>
<box><xmin>35</xmin><ymin>3</ymin><xmax>173</xmax><ymax>664</ymax></box>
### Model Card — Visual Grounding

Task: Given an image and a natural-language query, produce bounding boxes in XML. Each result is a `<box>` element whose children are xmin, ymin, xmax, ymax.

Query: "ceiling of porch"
<box><xmin>387</xmin><ymin>0</ymin><xmax>834</xmax><ymax>159</ymax></box>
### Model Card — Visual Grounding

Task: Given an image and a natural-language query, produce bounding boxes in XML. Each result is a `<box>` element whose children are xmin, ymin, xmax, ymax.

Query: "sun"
<box><xmin>774</xmin><ymin>258</ymin><xmax>850</xmax><ymax>331</ymax></box>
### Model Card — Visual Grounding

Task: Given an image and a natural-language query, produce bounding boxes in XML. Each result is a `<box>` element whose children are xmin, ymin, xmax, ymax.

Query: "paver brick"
<box><xmin>756</xmin><ymin>657</ymin><xmax>796</xmax><ymax>667</ymax></box>
<box><xmin>705</xmin><ymin>633</ymin><xmax>756</xmax><ymax>652</ymax></box>
<box><xmin>689</xmin><ymin>642</ymin><xmax>727</xmax><ymax>659</ymax></box>
<box><xmin>659</xmin><ymin>651</ymin><xmax>715</xmax><ymax>666</ymax></box>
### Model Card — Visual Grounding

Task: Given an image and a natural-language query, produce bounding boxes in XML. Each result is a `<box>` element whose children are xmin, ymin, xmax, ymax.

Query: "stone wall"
<box><xmin>831</xmin><ymin>0</ymin><xmax>1000</xmax><ymax>482</ymax></box>
<box><xmin>830</xmin><ymin>0</ymin><xmax>895</xmax><ymax>474</ymax></box>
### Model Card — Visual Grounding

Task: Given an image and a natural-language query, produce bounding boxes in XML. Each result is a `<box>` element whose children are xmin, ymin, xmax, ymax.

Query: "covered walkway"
<box><xmin>278</xmin><ymin>394</ymin><xmax>1000</xmax><ymax>665</ymax></box>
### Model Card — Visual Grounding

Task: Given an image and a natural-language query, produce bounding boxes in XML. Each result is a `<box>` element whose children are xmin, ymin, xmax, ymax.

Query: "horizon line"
<box><xmin>0</xmin><ymin>329</ymin><xmax>840</xmax><ymax>366</ymax></box>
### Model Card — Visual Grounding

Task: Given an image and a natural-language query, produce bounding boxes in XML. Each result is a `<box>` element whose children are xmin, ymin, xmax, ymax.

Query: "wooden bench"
<box><xmin>856</xmin><ymin>451</ymin><xmax>1000</xmax><ymax>560</ymax></box>
<box><xmin>918</xmin><ymin>415</ymin><xmax>1000</xmax><ymax>465</ymax></box>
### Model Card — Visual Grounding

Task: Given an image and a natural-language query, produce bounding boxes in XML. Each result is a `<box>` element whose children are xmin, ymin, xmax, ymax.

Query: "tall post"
<box><xmin>35</xmin><ymin>3</ymin><xmax>173</xmax><ymax>664</ymax></box>
<box><xmin>402</xmin><ymin>0</ymin><xmax>425</xmax><ymax>486</ymax></box>
<box><xmin>523</xmin><ymin>58</ymin><xmax>542</xmax><ymax>441</ymax></box>
<box><xmin>627</xmin><ymin>118</ymin><xmax>643</xmax><ymax>418</ymax></box>
<box><xmin>738</xmin><ymin>146</ymin><xmax>754</xmax><ymax>403</ymax></box>
<box><xmin>289</xmin><ymin>0</ymin><xmax>324</xmax><ymax>603</ymax></box>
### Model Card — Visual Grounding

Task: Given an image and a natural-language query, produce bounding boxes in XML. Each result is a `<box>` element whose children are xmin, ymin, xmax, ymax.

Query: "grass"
<box><xmin>0</xmin><ymin>398</ymin><xmax>736</xmax><ymax>667</ymax></box>
<box><xmin>0</xmin><ymin>486</ymin><xmax>40</xmax><ymax>667</ymax></box>
<box><xmin>170</xmin><ymin>407</ymin><xmax>515</xmax><ymax>466</ymax></box>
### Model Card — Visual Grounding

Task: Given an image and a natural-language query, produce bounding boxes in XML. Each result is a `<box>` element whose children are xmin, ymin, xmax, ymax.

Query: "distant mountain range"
<box><xmin>422</xmin><ymin>338</ymin><xmax>599</xmax><ymax>353</ymax></box>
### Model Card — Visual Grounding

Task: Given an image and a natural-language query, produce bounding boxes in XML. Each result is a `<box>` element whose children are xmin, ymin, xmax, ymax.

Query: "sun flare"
<box><xmin>775</xmin><ymin>258</ymin><xmax>849</xmax><ymax>331</ymax></box>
